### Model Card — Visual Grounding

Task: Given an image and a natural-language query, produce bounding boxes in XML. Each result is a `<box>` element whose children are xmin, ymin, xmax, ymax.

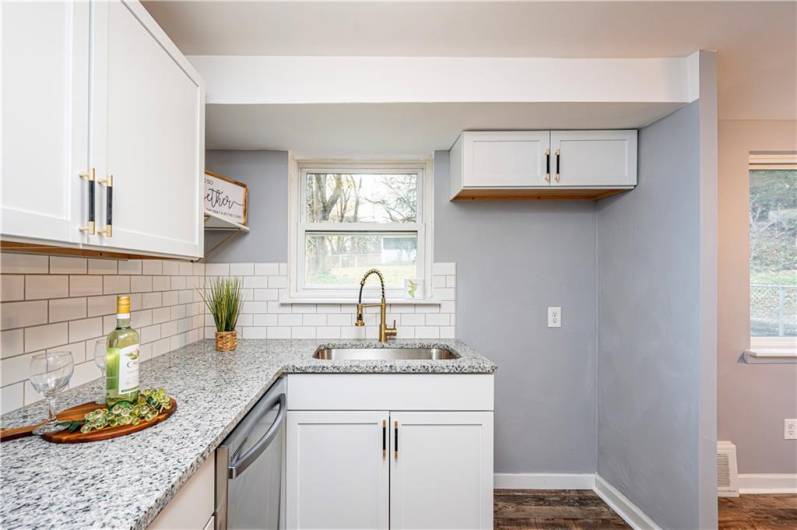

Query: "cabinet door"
<box><xmin>1</xmin><ymin>1</ymin><xmax>90</xmax><ymax>244</ymax></box>
<box><xmin>91</xmin><ymin>0</ymin><xmax>204</xmax><ymax>259</ymax></box>
<box><xmin>390</xmin><ymin>412</ymin><xmax>493</xmax><ymax>530</ymax></box>
<box><xmin>464</xmin><ymin>131</ymin><xmax>550</xmax><ymax>188</ymax></box>
<box><xmin>286</xmin><ymin>411</ymin><xmax>389</xmax><ymax>530</ymax></box>
<box><xmin>550</xmin><ymin>130</ymin><xmax>637</xmax><ymax>187</ymax></box>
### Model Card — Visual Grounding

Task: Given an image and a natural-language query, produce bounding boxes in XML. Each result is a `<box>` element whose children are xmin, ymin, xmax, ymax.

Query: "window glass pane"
<box><xmin>305</xmin><ymin>232</ymin><xmax>417</xmax><ymax>288</ymax></box>
<box><xmin>305</xmin><ymin>173</ymin><xmax>418</xmax><ymax>223</ymax></box>
<box><xmin>749</xmin><ymin>168</ymin><xmax>797</xmax><ymax>337</ymax></box>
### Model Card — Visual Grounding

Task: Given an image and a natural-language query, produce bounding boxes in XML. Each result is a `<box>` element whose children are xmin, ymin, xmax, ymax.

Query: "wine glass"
<box><xmin>29</xmin><ymin>351</ymin><xmax>74</xmax><ymax>435</ymax></box>
<box><xmin>93</xmin><ymin>339</ymin><xmax>107</xmax><ymax>405</ymax></box>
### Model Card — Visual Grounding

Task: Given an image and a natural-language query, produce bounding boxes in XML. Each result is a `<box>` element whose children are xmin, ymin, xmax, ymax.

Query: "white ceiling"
<box><xmin>143</xmin><ymin>1</ymin><xmax>797</xmax><ymax>120</ymax></box>
<box><xmin>205</xmin><ymin>101</ymin><xmax>685</xmax><ymax>155</ymax></box>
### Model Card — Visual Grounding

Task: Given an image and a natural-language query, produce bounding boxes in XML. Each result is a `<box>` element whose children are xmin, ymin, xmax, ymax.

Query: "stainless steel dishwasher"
<box><xmin>215</xmin><ymin>379</ymin><xmax>286</xmax><ymax>530</ymax></box>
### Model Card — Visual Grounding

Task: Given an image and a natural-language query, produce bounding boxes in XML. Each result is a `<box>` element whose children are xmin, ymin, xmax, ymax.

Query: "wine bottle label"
<box><xmin>115</xmin><ymin>344</ymin><xmax>139</xmax><ymax>394</ymax></box>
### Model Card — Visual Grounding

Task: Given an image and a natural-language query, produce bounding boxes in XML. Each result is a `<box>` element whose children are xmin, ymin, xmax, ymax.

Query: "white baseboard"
<box><xmin>738</xmin><ymin>473</ymin><xmax>797</xmax><ymax>494</ymax></box>
<box><xmin>494</xmin><ymin>473</ymin><xmax>595</xmax><ymax>490</ymax></box>
<box><xmin>593</xmin><ymin>474</ymin><xmax>661</xmax><ymax>530</ymax></box>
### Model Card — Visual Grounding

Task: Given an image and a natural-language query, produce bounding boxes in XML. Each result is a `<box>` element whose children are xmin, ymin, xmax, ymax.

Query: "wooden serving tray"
<box><xmin>0</xmin><ymin>398</ymin><xmax>176</xmax><ymax>443</ymax></box>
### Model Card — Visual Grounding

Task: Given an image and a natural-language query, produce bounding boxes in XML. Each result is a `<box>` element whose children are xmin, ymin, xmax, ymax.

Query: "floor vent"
<box><xmin>717</xmin><ymin>441</ymin><xmax>739</xmax><ymax>497</ymax></box>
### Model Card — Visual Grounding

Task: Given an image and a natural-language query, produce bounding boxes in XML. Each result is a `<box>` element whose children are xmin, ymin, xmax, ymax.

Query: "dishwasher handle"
<box><xmin>228</xmin><ymin>392</ymin><xmax>286</xmax><ymax>479</ymax></box>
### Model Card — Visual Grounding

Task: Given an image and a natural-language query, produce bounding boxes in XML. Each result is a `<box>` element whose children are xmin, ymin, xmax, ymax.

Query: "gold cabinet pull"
<box><xmin>98</xmin><ymin>174</ymin><xmax>113</xmax><ymax>237</ymax></box>
<box><xmin>393</xmin><ymin>420</ymin><xmax>399</xmax><ymax>460</ymax></box>
<box><xmin>79</xmin><ymin>169</ymin><xmax>96</xmax><ymax>235</ymax></box>
<box><xmin>382</xmin><ymin>420</ymin><xmax>387</xmax><ymax>460</ymax></box>
<box><xmin>554</xmin><ymin>149</ymin><xmax>561</xmax><ymax>182</ymax></box>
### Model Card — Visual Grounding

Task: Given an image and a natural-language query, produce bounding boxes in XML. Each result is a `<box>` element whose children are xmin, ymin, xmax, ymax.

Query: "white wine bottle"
<box><xmin>106</xmin><ymin>295</ymin><xmax>140</xmax><ymax>406</ymax></box>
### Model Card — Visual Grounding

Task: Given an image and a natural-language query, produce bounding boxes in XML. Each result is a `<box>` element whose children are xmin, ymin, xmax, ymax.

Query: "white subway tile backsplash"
<box><xmin>49</xmin><ymin>298</ymin><xmax>87</xmax><ymax>322</ymax></box>
<box><xmin>50</xmin><ymin>257</ymin><xmax>87</xmax><ymax>275</ymax></box>
<box><xmin>103</xmin><ymin>276</ymin><xmax>130</xmax><ymax>295</ymax></box>
<box><xmin>88</xmin><ymin>259</ymin><xmax>117</xmax><ymax>275</ymax></box>
<box><xmin>118</xmin><ymin>260</ymin><xmax>142</xmax><ymax>275</ymax></box>
<box><xmin>205</xmin><ymin>263</ymin><xmax>229</xmax><ymax>276</ymax></box>
<box><xmin>131</xmin><ymin>276</ymin><xmax>153</xmax><ymax>293</ymax></box>
<box><xmin>68</xmin><ymin>318</ymin><xmax>102</xmax><ymax>343</ymax></box>
<box><xmin>1</xmin><ymin>383</ymin><xmax>24</xmax><ymax>414</ymax></box>
<box><xmin>25</xmin><ymin>322</ymin><xmax>69</xmax><ymax>352</ymax></box>
<box><xmin>278</xmin><ymin>314</ymin><xmax>302</xmax><ymax>327</ymax></box>
<box><xmin>178</xmin><ymin>262</ymin><xmax>193</xmax><ymax>276</ymax></box>
<box><xmin>162</xmin><ymin>261</ymin><xmax>179</xmax><ymax>276</ymax></box>
<box><xmin>1</xmin><ymin>300</ymin><xmax>48</xmax><ymax>330</ymax></box>
<box><xmin>87</xmin><ymin>295</ymin><xmax>116</xmax><ymax>317</ymax></box>
<box><xmin>1</xmin><ymin>275</ymin><xmax>24</xmax><ymax>301</ymax></box>
<box><xmin>268</xmin><ymin>276</ymin><xmax>288</xmax><ymax>288</ymax></box>
<box><xmin>1</xmin><ymin>329</ymin><xmax>24</xmax><ymax>358</ymax></box>
<box><xmin>70</xmin><ymin>276</ymin><xmax>103</xmax><ymax>297</ymax></box>
<box><xmin>303</xmin><ymin>314</ymin><xmax>327</xmax><ymax>326</ymax></box>
<box><xmin>401</xmin><ymin>314</ymin><xmax>426</xmax><ymax>326</ymax></box>
<box><xmin>1</xmin><ymin>253</ymin><xmax>49</xmax><ymax>274</ymax></box>
<box><xmin>142</xmin><ymin>260</ymin><xmax>163</xmax><ymax>275</ymax></box>
<box><xmin>425</xmin><ymin>313</ymin><xmax>450</xmax><ymax>326</ymax></box>
<box><xmin>292</xmin><ymin>327</ymin><xmax>315</xmax><ymax>339</ymax></box>
<box><xmin>255</xmin><ymin>263</ymin><xmax>279</xmax><ymax>276</ymax></box>
<box><xmin>26</xmin><ymin>275</ymin><xmax>69</xmax><ymax>300</ymax></box>
<box><xmin>229</xmin><ymin>263</ymin><xmax>254</xmax><ymax>276</ymax></box>
<box><xmin>243</xmin><ymin>276</ymin><xmax>269</xmax><ymax>289</ymax></box>
<box><xmin>316</xmin><ymin>327</ymin><xmax>341</xmax><ymax>338</ymax></box>
<box><xmin>253</xmin><ymin>314</ymin><xmax>278</xmax><ymax>326</ymax></box>
<box><xmin>267</xmin><ymin>327</ymin><xmax>291</xmax><ymax>339</ymax></box>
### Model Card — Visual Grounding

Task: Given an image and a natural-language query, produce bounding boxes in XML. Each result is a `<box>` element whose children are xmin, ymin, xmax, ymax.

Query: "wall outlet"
<box><xmin>547</xmin><ymin>306</ymin><xmax>562</xmax><ymax>328</ymax></box>
<box><xmin>785</xmin><ymin>419</ymin><xmax>797</xmax><ymax>440</ymax></box>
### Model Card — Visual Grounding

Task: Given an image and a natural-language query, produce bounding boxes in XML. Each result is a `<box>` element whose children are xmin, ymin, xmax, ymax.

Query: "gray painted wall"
<box><xmin>434</xmin><ymin>151</ymin><xmax>597</xmax><ymax>473</ymax></box>
<box><xmin>205</xmin><ymin>150</ymin><xmax>288</xmax><ymax>263</ymax></box>
<box><xmin>596</xmin><ymin>102</ymin><xmax>703</xmax><ymax>529</ymax></box>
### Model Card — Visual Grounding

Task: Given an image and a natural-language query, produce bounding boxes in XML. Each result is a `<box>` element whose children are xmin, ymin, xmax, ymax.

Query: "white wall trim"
<box><xmin>738</xmin><ymin>473</ymin><xmax>797</xmax><ymax>494</ymax></box>
<box><xmin>494</xmin><ymin>473</ymin><xmax>595</xmax><ymax>490</ymax></box>
<box><xmin>594</xmin><ymin>475</ymin><xmax>662</xmax><ymax>530</ymax></box>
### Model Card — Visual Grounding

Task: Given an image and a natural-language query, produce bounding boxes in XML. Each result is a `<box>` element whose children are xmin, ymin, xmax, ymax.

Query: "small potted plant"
<box><xmin>200</xmin><ymin>277</ymin><xmax>243</xmax><ymax>352</ymax></box>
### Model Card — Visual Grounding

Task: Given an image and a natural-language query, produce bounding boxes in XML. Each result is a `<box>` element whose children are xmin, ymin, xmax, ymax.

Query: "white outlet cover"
<box><xmin>547</xmin><ymin>306</ymin><xmax>562</xmax><ymax>328</ymax></box>
<box><xmin>785</xmin><ymin>419</ymin><xmax>797</xmax><ymax>440</ymax></box>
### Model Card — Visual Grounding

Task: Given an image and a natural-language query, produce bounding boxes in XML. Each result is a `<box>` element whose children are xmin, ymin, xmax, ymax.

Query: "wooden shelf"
<box><xmin>204</xmin><ymin>212</ymin><xmax>250</xmax><ymax>232</ymax></box>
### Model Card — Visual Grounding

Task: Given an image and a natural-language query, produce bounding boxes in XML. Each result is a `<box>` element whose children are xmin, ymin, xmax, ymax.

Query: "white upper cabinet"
<box><xmin>0</xmin><ymin>0</ymin><xmax>204</xmax><ymax>260</ymax></box>
<box><xmin>550</xmin><ymin>130</ymin><xmax>637</xmax><ymax>188</ymax></box>
<box><xmin>91</xmin><ymin>1</ymin><xmax>204</xmax><ymax>258</ymax></box>
<box><xmin>454</xmin><ymin>131</ymin><xmax>550</xmax><ymax>190</ymax></box>
<box><xmin>1</xmin><ymin>2</ymin><xmax>90</xmax><ymax>245</ymax></box>
<box><xmin>450</xmin><ymin>130</ymin><xmax>637</xmax><ymax>200</ymax></box>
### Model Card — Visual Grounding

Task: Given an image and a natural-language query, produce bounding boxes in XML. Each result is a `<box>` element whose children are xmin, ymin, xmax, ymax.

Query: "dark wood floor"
<box><xmin>494</xmin><ymin>490</ymin><xmax>797</xmax><ymax>530</ymax></box>
<box><xmin>494</xmin><ymin>490</ymin><xmax>629</xmax><ymax>529</ymax></box>
<box><xmin>719</xmin><ymin>494</ymin><xmax>797</xmax><ymax>529</ymax></box>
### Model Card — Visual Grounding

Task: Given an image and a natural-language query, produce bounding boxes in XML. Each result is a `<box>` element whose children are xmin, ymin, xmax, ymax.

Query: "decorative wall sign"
<box><xmin>204</xmin><ymin>171</ymin><xmax>248</xmax><ymax>225</ymax></box>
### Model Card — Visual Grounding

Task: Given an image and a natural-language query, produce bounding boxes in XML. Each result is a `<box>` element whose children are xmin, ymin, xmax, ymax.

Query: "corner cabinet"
<box><xmin>450</xmin><ymin>130</ymin><xmax>637</xmax><ymax>201</ymax></box>
<box><xmin>1</xmin><ymin>0</ymin><xmax>204</xmax><ymax>260</ymax></box>
<box><xmin>285</xmin><ymin>374</ymin><xmax>495</xmax><ymax>530</ymax></box>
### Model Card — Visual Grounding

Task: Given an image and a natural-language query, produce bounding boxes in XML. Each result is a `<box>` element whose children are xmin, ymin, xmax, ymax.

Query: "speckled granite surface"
<box><xmin>0</xmin><ymin>339</ymin><xmax>495</xmax><ymax>530</ymax></box>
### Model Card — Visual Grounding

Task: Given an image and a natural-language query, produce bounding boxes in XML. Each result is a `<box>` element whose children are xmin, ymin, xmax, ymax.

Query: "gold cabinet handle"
<box><xmin>554</xmin><ymin>149</ymin><xmax>561</xmax><ymax>182</ymax></box>
<box><xmin>382</xmin><ymin>420</ymin><xmax>387</xmax><ymax>460</ymax></box>
<box><xmin>98</xmin><ymin>174</ymin><xmax>113</xmax><ymax>237</ymax></box>
<box><xmin>393</xmin><ymin>420</ymin><xmax>399</xmax><ymax>460</ymax></box>
<box><xmin>79</xmin><ymin>168</ymin><xmax>96</xmax><ymax>235</ymax></box>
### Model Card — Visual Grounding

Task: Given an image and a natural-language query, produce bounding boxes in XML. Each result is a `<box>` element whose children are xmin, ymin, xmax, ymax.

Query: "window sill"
<box><xmin>742</xmin><ymin>348</ymin><xmax>797</xmax><ymax>364</ymax></box>
<box><xmin>279</xmin><ymin>297</ymin><xmax>444</xmax><ymax>306</ymax></box>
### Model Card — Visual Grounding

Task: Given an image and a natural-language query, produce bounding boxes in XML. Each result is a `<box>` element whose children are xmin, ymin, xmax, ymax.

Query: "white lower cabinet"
<box><xmin>149</xmin><ymin>456</ymin><xmax>215</xmax><ymax>529</ymax></box>
<box><xmin>287</xmin><ymin>411</ymin><xmax>389</xmax><ymax>530</ymax></box>
<box><xmin>390</xmin><ymin>412</ymin><xmax>493</xmax><ymax>530</ymax></box>
<box><xmin>285</xmin><ymin>374</ymin><xmax>494</xmax><ymax>530</ymax></box>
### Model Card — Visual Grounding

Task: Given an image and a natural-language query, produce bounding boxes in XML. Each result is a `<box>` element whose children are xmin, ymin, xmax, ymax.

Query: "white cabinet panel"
<box><xmin>286</xmin><ymin>411</ymin><xmax>389</xmax><ymax>530</ymax></box>
<box><xmin>390</xmin><ymin>412</ymin><xmax>493</xmax><ymax>530</ymax></box>
<box><xmin>91</xmin><ymin>1</ymin><xmax>204</xmax><ymax>258</ymax></box>
<box><xmin>1</xmin><ymin>1</ymin><xmax>90</xmax><ymax>244</ymax></box>
<box><xmin>550</xmin><ymin>130</ymin><xmax>637</xmax><ymax>187</ymax></box>
<box><xmin>462</xmin><ymin>131</ymin><xmax>550</xmax><ymax>188</ymax></box>
<box><xmin>149</xmin><ymin>455</ymin><xmax>215</xmax><ymax>530</ymax></box>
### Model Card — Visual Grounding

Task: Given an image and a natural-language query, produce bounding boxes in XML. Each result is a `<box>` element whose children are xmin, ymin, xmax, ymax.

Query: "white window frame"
<box><xmin>287</xmin><ymin>155</ymin><xmax>434</xmax><ymax>303</ymax></box>
<box><xmin>748</xmin><ymin>153</ymin><xmax>797</xmax><ymax>354</ymax></box>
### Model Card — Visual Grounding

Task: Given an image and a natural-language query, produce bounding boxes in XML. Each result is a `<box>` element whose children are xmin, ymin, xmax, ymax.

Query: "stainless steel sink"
<box><xmin>313</xmin><ymin>346</ymin><xmax>460</xmax><ymax>361</ymax></box>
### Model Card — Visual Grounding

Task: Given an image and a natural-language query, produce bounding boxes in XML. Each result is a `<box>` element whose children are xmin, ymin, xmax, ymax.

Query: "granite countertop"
<box><xmin>0</xmin><ymin>339</ymin><xmax>495</xmax><ymax>530</ymax></box>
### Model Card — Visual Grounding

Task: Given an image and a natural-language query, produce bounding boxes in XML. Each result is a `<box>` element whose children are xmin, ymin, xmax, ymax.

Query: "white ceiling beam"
<box><xmin>189</xmin><ymin>55</ymin><xmax>700</xmax><ymax>106</ymax></box>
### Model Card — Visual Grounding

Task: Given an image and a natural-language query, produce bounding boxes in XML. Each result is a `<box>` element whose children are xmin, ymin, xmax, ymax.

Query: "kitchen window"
<box><xmin>748</xmin><ymin>153</ymin><xmax>797</xmax><ymax>352</ymax></box>
<box><xmin>288</xmin><ymin>159</ymin><xmax>434</xmax><ymax>301</ymax></box>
